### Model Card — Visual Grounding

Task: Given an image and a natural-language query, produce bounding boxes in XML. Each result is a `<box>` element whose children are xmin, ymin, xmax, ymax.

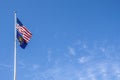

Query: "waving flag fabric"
<box><xmin>16</xmin><ymin>18</ymin><xmax>32</xmax><ymax>49</ymax></box>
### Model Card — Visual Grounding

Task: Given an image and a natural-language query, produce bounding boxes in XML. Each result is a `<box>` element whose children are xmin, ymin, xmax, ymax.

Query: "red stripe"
<box><xmin>24</xmin><ymin>34</ymin><xmax>32</xmax><ymax>38</ymax></box>
<box><xmin>16</xmin><ymin>25</ymin><xmax>32</xmax><ymax>42</ymax></box>
<box><xmin>18</xmin><ymin>27</ymin><xmax>31</xmax><ymax>35</ymax></box>
<box><xmin>22</xmin><ymin>26</ymin><xmax>32</xmax><ymax>35</ymax></box>
<box><xmin>23</xmin><ymin>33</ymin><xmax>31</xmax><ymax>42</ymax></box>
<box><xmin>17</xmin><ymin>27</ymin><xmax>32</xmax><ymax>36</ymax></box>
<box><xmin>23</xmin><ymin>36</ymin><xmax>30</xmax><ymax>42</ymax></box>
<box><xmin>23</xmin><ymin>35</ymin><xmax>30</xmax><ymax>41</ymax></box>
<box><xmin>16</xmin><ymin>25</ymin><xmax>32</xmax><ymax>36</ymax></box>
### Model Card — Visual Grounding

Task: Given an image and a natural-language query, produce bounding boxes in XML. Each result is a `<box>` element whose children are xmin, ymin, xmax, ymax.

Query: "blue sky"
<box><xmin>0</xmin><ymin>0</ymin><xmax>120</xmax><ymax>80</ymax></box>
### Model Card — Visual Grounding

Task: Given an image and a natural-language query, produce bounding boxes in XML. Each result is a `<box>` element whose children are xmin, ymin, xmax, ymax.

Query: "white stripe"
<box><xmin>19</xmin><ymin>27</ymin><xmax>32</xmax><ymax>36</ymax></box>
<box><xmin>21</xmin><ymin>28</ymin><xmax>32</xmax><ymax>36</ymax></box>
<box><xmin>16</xmin><ymin>25</ymin><xmax>32</xmax><ymax>42</ymax></box>
<box><xmin>16</xmin><ymin>25</ymin><xmax>32</xmax><ymax>36</ymax></box>
<box><xmin>23</xmin><ymin>35</ymin><xmax>31</xmax><ymax>42</ymax></box>
<box><xmin>17</xmin><ymin>27</ymin><xmax>31</xmax><ymax>37</ymax></box>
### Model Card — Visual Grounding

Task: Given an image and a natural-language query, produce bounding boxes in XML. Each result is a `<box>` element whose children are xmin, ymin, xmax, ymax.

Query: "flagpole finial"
<box><xmin>14</xmin><ymin>11</ymin><xmax>17</xmax><ymax>14</ymax></box>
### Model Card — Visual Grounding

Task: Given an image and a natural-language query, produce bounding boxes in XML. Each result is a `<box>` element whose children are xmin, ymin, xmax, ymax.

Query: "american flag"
<box><xmin>16</xmin><ymin>18</ymin><xmax>32</xmax><ymax>43</ymax></box>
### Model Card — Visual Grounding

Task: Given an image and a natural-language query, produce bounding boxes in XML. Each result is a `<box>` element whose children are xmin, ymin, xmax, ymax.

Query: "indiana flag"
<box><xmin>16</xmin><ymin>18</ymin><xmax>32</xmax><ymax>49</ymax></box>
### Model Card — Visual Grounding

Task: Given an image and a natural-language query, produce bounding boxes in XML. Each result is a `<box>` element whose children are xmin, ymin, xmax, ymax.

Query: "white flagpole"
<box><xmin>14</xmin><ymin>12</ymin><xmax>17</xmax><ymax>80</ymax></box>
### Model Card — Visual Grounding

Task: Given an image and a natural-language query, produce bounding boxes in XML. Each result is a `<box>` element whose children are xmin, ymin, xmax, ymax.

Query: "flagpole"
<box><xmin>14</xmin><ymin>12</ymin><xmax>17</xmax><ymax>80</ymax></box>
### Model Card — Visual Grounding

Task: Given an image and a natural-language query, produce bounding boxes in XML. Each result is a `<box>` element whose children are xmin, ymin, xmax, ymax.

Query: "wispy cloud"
<box><xmin>47</xmin><ymin>48</ymin><xmax>52</xmax><ymax>62</ymax></box>
<box><xmin>32</xmin><ymin>64</ymin><xmax>40</xmax><ymax>70</ymax></box>
<box><xmin>68</xmin><ymin>46</ymin><xmax>76</xmax><ymax>56</ymax></box>
<box><xmin>0</xmin><ymin>64</ymin><xmax>12</xmax><ymax>70</ymax></box>
<box><xmin>39</xmin><ymin>63</ymin><xmax>119</xmax><ymax>80</ymax></box>
<box><xmin>18</xmin><ymin>40</ymin><xmax>120</xmax><ymax>80</ymax></box>
<box><xmin>18</xmin><ymin>60</ymin><xmax>26</xmax><ymax>69</ymax></box>
<box><xmin>78</xmin><ymin>56</ymin><xmax>88</xmax><ymax>64</ymax></box>
<box><xmin>23</xmin><ymin>60</ymin><xmax>120</xmax><ymax>80</ymax></box>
